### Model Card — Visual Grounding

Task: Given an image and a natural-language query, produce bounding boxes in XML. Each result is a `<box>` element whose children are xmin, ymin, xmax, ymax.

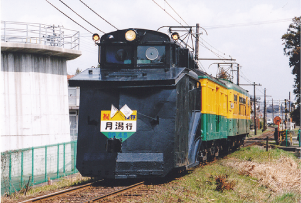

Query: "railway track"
<box><xmin>21</xmin><ymin>180</ymin><xmax>147</xmax><ymax>203</ymax></box>
<box><xmin>17</xmin><ymin>132</ymin><xmax>277</xmax><ymax>203</ymax></box>
<box><xmin>244</xmin><ymin>129</ymin><xmax>275</xmax><ymax>147</ymax></box>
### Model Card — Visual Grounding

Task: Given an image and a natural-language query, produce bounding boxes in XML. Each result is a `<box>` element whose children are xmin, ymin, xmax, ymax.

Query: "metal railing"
<box><xmin>1</xmin><ymin>21</ymin><xmax>80</xmax><ymax>50</ymax></box>
<box><xmin>1</xmin><ymin>141</ymin><xmax>78</xmax><ymax>195</ymax></box>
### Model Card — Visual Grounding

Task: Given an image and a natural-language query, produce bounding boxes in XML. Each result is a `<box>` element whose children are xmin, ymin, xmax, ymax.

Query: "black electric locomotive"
<box><xmin>69</xmin><ymin>28</ymin><xmax>250</xmax><ymax>179</ymax></box>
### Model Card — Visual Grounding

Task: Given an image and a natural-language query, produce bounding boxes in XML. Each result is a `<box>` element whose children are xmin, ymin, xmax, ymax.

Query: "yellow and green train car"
<box><xmin>198</xmin><ymin>75</ymin><xmax>250</xmax><ymax>160</ymax></box>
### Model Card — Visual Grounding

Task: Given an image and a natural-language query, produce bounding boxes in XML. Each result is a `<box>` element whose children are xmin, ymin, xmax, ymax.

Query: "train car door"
<box><xmin>216</xmin><ymin>86</ymin><xmax>220</xmax><ymax>133</ymax></box>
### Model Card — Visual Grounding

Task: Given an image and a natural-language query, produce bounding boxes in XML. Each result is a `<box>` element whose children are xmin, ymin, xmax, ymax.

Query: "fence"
<box><xmin>1</xmin><ymin>21</ymin><xmax>80</xmax><ymax>50</ymax></box>
<box><xmin>1</xmin><ymin>141</ymin><xmax>77</xmax><ymax>195</ymax></box>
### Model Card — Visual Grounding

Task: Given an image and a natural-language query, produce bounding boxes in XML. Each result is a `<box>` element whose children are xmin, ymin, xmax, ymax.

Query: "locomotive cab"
<box><xmin>95</xmin><ymin>29</ymin><xmax>171</xmax><ymax>69</ymax></box>
<box><xmin>93</xmin><ymin>29</ymin><xmax>197</xmax><ymax>70</ymax></box>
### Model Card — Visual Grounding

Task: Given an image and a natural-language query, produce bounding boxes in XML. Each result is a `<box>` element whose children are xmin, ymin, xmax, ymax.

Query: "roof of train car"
<box><xmin>193</xmin><ymin>69</ymin><xmax>249</xmax><ymax>97</ymax></box>
<box><xmin>220</xmin><ymin>79</ymin><xmax>250</xmax><ymax>96</ymax></box>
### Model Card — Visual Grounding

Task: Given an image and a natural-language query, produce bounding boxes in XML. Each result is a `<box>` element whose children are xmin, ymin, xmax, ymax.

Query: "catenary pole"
<box><xmin>195</xmin><ymin>23</ymin><xmax>199</xmax><ymax>61</ymax></box>
<box><xmin>240</xmin><ymin>82</ymin><xmax>262</xmax><ymax>135</ymax></box>
<box><xmin>263</xmin><ymin>88</ymin><xmax>266</xmax><ymax>131</ymax></box>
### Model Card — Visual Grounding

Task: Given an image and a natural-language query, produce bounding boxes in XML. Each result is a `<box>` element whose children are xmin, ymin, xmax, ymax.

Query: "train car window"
<box><xmin>239</xmin><ymin>97</ymin><xmax>246</xmax><ymax>104</ymax></box>
<box><xmin>105</xmin><ymin>46</ymin><xmax>133</xmax><ymax>64</ymax></box>
<box><xmin>137</xmin><ymin>46</ymin><xmax>165</xmax><ymax>64</ymax></box>
<box><xmin>234</xmin><ymin>95</ymin><xmax>237</xmax><ymax>102</ymax></box>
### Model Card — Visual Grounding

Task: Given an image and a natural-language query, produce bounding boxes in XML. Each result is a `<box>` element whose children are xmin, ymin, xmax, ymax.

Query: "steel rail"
<box><xmin>20</xmin><ymin>180</ymin><xmax>101</xmax><ymax>203</ymax></box>
<box><xmin>84</xmin><ymin>181</ymin><xmax>144</xmax><ymax>203</ymax></box>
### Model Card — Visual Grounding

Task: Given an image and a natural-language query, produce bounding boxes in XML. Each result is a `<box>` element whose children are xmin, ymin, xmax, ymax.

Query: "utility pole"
<box><xmin>285</xmin><ymin>99</ymin><xmax>287</xmax><ymax>130</ymax></box>
<box><xmin>237</xmin><ymin>64</ymin><xmax>240</xmax><ymax>85</ymax></box>
<box><xmin>254</xmin><ymin>83</ymin><xmax>257</xmax><ymax>134</ymax></box>
<box><xmin>195</xmin><ymin>23</ymin><xmax>199</xmax><ymax>61</ymax></box>
<box><xmin>279</xmin><ymin>100</ymin><xmax>281</xmax><ymax>117</ymax></box>
<box><xmin>240</xmin><ymin>82</ymin><xmax>262</xmax><ymax>135</ymax></box>
<box><xmin>281</xmin><ymin>102</ymin><xmax>283</xmax><ymax>121</ymax></box>
<box><xmin>289</xmin><ymin>92</ymin><xmax>291</xmax><ymax>125</ymax></box>
<box><xmin>272</xmin><ymin>98</ymin><xmax>274</xmax><ymax>120</ymax></box>
<box><xmin>263</xmin><ymin>88</ymin><xmax>266</xmax><ymax>131</ymax></box>
<box><xmin>289</xmin><ymin>92</ymin><xmax>291</xmax><ymax>113</ymax></box>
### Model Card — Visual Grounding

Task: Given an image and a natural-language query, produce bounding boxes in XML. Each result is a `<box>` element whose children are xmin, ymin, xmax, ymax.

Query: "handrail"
<box><xmin>1</xmin><ymin>21</ymin><xmax>80</xmax><ymax>50</ymax></box>
<box><xmin>1</xmin><ymin>140</ymin><xmax>78</xmax><ymax>195</ymax></box>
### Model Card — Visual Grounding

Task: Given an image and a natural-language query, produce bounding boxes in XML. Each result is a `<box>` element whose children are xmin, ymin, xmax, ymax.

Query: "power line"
<box><xmin>79</xmin><ymin>0</ymin><xmax>118</xmax><ymax>30</ymax></box>
<box><xmin>203</xmin><ymin>18</ymin><xmax>292</xmax><ymax>30</ymax></box>
<box><xmin>152</xmin><ymin>0</ymin><xmax>184</xmax><ymax>26</ymax></box>
<box><xmin>153</xmin><ymin>0</ymin><xmax>232</xmax><ymax>63</ymax></box>
<box><xmin>164</xmin><ymin>0</ymin><xmax>189</xmax><ymax>26</ymax></box>
<box><xmin>200</xmin><ymin>36</ymin><xmax>228</xmax><ymax>57</ymax></box>
<box><xmin>45</xmin><ymin>0</ymin><xmax>93</xmax><ymax>34</ymax></box>
<box><xmin>152</xmin><ymin>0</ymin><xmax>232</xmax><ymax>62</ymax></box>
<box><xmin>164</xmin><ymin>1</ymin><xmax>231</xmax><ymax>60</ymax></box>
<box><xmin>59</xmin><ymin>0</ymin><xmax>105</xmax><ymax>34</ymax></box>
<box><xmin>153</xmin><ymin>0</ymin><xmax>233</xmax><ymax>66</ymax></box>
<box><xmin>197</xmin><ymin>61</ymin><xmax>206</xmax><ymax>72</ymax></box>
<box><xmin>163</xmin><ymin>1</ymin><xmax>232</xmax><ymax>61</ymax></box>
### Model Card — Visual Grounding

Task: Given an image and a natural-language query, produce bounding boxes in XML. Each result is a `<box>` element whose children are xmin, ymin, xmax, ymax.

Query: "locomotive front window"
<box><xmin>105</xmin><ymin>46</ymin><xmax>133</xmax><ymax>64</ymax></box>
<box><xmin>137</xmin><ymin>46</ymin><xmax>165</xmax><ymax>65</ymax></box>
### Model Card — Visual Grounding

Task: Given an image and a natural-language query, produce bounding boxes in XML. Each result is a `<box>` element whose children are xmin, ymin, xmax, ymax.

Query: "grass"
<box><xmin>1</xmin><ymin>174</ymin><xmax>92</xmax><ymax>203</ymax></box>
<box><xmin>3</xmin><ymin>147</ymin><xmax>300</xmax><ymax>202</ymax></box>
<box><xmin>137</xmin><ymin>146</ymin><xmax>301</xmax><ymax>203</ymax></box>
<box><xmin>271</xmin><ymin>192</ymin><xmax>300</xmax><ymax>203</ymax></box>
<box><xmin>228</xmin><ymin>146</ymin><xmax>299</xmax><ymax>165</ymax></box>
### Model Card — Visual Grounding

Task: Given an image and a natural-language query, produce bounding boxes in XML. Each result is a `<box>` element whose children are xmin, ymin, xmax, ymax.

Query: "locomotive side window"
<box><xmin>137</xmin><ymin>46</ymin><xmax>165</xmax><ymax>64</ymax></box>
<box><xmin>105</xmin><ymin>46</ymin><xmax>133</xmax><ymax>64</ymax></box>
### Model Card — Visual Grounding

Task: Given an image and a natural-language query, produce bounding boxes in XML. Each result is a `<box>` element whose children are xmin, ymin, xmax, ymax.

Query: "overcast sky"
<box><xmin>1</xmin><ymin>0</ymin><xmax>300</xmax><ymax>103</ymax></box>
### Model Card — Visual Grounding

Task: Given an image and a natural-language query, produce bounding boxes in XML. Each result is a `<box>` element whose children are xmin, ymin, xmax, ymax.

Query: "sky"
<box><xmin>1</xmin><ymin>0</ymin><xmax>300</xmax><ymax>103</ymax></box>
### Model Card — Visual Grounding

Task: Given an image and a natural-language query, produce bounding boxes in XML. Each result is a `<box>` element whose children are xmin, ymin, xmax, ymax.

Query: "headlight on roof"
<box><xmin>171</xmin><ymin>32</ymin><xmax>179</xmax><ymax>40</ymax></box>
<box><xmin>92</xmin><ymin>33</ymin><xmax>100</xmax><ymax>42</ymax></box>
<box><xmin>125</xmin><ymin>30</ymin><xmax>136</xmax><ymax>41</ymax></box>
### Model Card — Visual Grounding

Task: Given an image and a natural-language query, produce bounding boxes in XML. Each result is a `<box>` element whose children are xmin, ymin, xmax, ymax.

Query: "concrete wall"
<box><xmin>1</xmin><ymin>42</ymin><xmax>81</xmax><ymax>152</ymax></box>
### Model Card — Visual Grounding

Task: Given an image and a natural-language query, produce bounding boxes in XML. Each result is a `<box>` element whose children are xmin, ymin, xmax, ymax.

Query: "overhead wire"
<box><xmin>59</xmin><ymin>0</ymin><xmax>105</xmax><ymax>34</ymax></box>
<box><xmin>152</xmin><ymin>0</ymin><xmax>184</xmax><ymax>26</ymax></box>
<box><xmin>198</xmin><ymin>61</ymin><xmax>206</xmax><ymax>72</ymax></box>
<box><xmin>239</xmin><ymin>69</ymin><xmax>266</xmax><ymax>97</ymax></box>
<box><xmin>153</xmin><ymin>0</ymin><xmax>232</xmax><ymax>65</ymax></box>
<box><xmin>45</xmin><ymin>0</ymin><xmax>93</xmax><ymax>34</ymax></box>
<box><xmin>153</xmin><ymin>0</ymin><xmax>211</xmax><ymax>68</ymax></box>
<box><xmin>162</xmin><ymin>1</ymin><xmax>231</xmax><ymax>60</ymax></box>
<box><xmin>79</xmin><ymin>0</ymin><xmax>118</xmax><ymax>30</ymax></box>
<box><xmin>197</xmin><ymin>18</ymin><xmax>293</xmax><ymax>62</ymax></box>
<box><xmin>199</xmin><ymin>37</ymin><xmax>229</xmax><ymax>57</ymax></box>
<box><xmin>203</xmin><ymin>18</ymin><xmax>292</xmax><ymax>30</ymax></box>
<box><xmin>164</xmin><ymin>0</ymin><xmax>232</xmax><ymax>62</ymax></box>
<box><xmin>164</xmin><ymin>0</ymin><xmax>189</xmax><ymax>26</ymax></box>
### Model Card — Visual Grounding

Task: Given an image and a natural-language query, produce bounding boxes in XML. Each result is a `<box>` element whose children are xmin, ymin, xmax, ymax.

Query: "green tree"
<box><xmin>282</xmin><ymin>17</ymin><xmax>300</xmax><ymax>123</ymax></box>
